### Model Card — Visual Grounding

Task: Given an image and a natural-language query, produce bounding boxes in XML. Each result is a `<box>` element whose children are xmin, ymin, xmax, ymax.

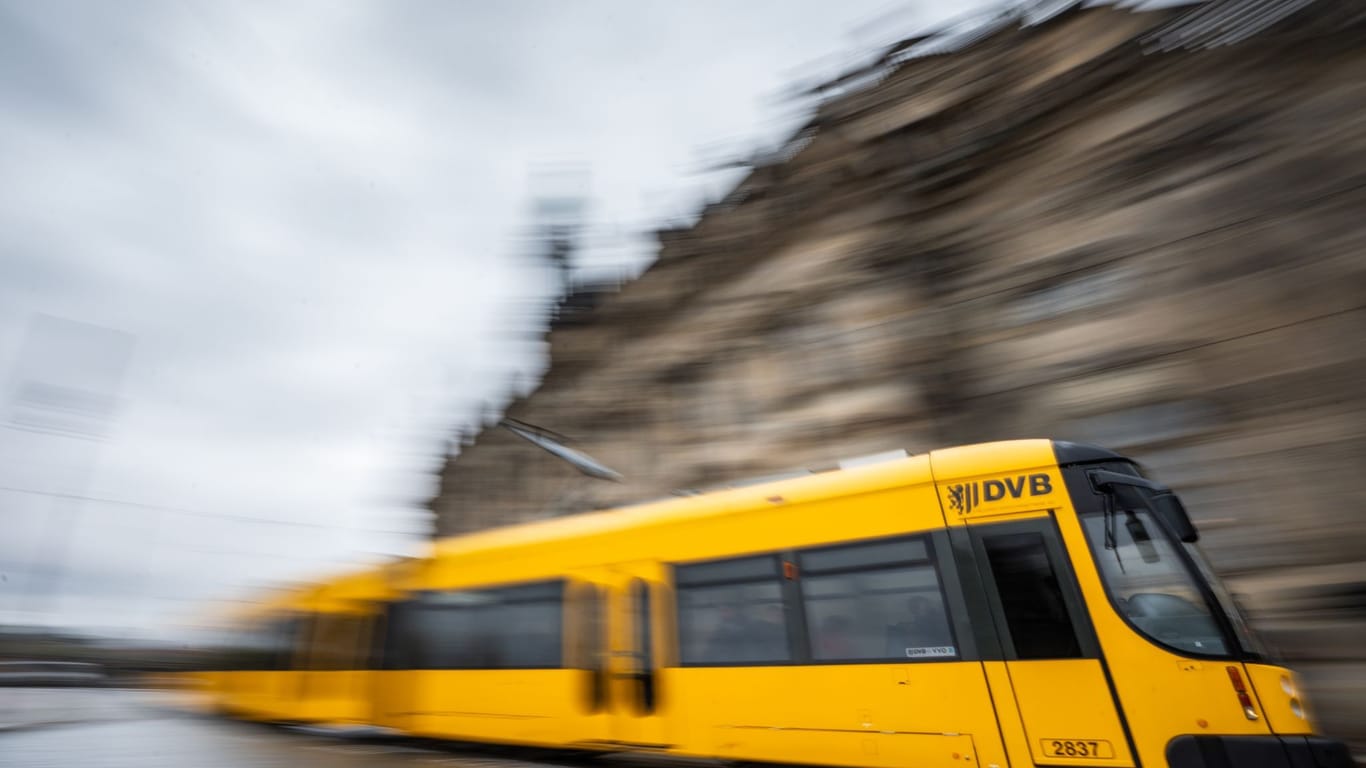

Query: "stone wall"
<box><xmin>430</xmin><ymin>1</ymin><xmax>1366</xmax><ymax>747</ymax></box>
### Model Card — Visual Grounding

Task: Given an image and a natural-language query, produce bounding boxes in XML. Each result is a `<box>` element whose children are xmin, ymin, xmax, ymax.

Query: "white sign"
<box><xmin>904</xmin><ymin>646</ymin><xmax>957</xmax><ymax>658</ymax></box>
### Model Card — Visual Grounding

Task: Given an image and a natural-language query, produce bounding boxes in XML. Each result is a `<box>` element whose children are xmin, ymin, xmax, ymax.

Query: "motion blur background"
<box><xmin>2</xmin><ymin>0</ymin><xmax>1364</xmax><ymax>759</ymax></box>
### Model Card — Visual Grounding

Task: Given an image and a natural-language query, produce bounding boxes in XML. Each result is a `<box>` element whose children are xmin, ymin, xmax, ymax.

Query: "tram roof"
<box><xmin>429</xmin><ymin>438</ymin><xmax>1073</xmax><ymax>561</ymax></box>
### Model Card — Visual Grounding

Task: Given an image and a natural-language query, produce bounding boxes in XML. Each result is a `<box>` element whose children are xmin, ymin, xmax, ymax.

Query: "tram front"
<box><xmin>1053</xmin><ymin>441</ymin><xmax>1353</xmax><ymax>768</ymax></box>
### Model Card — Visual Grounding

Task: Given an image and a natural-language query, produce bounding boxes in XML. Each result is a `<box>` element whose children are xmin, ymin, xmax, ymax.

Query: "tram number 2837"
<box><xmin>1042</xmin><ymin>739</ymin><xmax>1114</xmax><ymax>759</ymax></box>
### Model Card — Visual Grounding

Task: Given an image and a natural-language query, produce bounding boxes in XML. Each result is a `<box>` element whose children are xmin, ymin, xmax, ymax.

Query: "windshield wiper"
<box><xmin>1101</xmin><ymin>487</ymin><xmax>1125</xmax><ymax>574</ymax></box>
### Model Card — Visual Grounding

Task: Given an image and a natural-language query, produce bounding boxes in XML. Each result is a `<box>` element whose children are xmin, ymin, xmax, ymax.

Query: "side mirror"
<box><xmin>1150</xmin><ymin>492</ymin><xmax>1199</xmax><ymax>543</ymax></box>
<box><xmin>1088</xmin><ymin>469</ymin><xmax>1201</xmax><ymax>544</ymax></box>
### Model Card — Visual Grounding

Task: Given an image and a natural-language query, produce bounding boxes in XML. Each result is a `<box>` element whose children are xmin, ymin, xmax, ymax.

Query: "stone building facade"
<box><xmin>430</xmin><ymin>1</ymin><xmax>1366</xmax><ymax>744</ymax></box>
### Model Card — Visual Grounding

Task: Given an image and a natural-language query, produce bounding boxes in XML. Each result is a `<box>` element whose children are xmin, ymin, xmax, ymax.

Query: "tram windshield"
<box><xmin>1080</xmin><ymin>490</ymin><xmax>1264</xmax><ymax>658</ymax></box>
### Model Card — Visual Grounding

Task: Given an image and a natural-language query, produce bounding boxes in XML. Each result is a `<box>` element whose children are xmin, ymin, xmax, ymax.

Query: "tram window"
<box><xmin>632</xmin><ymin>579</ymin><xmax>657</xmax><ymax>714</ymax></box>
<box><xmin>230</xmin><ymin>625</ymin><xmax>276</xmax><ymax>670</ymax></box>
<box><xmin>675</xmin><ymin>555</ymin><xmax>779</xmax><ymax>587</ymax></box>
<box><xmin>381</xmin><ymin>601</ymin><xmax>420</xmax><ymax>669</ymax></box>
<box><xmin>501</xmin><ymin>599</ymin><xmax>563</xmax><ymax>667</ymax></box>
<box><xmin>270</xmin><ymin>618</ymin><xmax>302</xmax><ymax>670</ymax></box>
<box><xmin>406</xmin><ymin>581</ymin><xmax>564</xmax><ymax>669</ymax></box>
<box><xmin>801</xmin><ymin>538</ymin><xmax>929</xmax><ymax>573</ymax></box>
<box><xmin>303</xmin><ymin>613</ymin><xmax>366</xmax><ymax>671</ymax></box>
<box><xmin>807</xmin><ymin>569</ymin><xmax>954</xmax><ymax>660</ymax></box>
<box><xmin>569</xmin><ymin>584</ymin><xmax>607</xmax><ymax>712</ymax></box>
<box><xmin>676</xmin><ymin>555</ymin><xmax>790</xmax><ymax>665</ymax></box>
<box><xmin>413</xmin><ymin>605</ymin><xmax>480</xmax><ymax>668</ymax></box>
<box><xmin>1081</xmin><ymin>512</ymin><xmax>1229</xmax><ymax>656</ymax></box>
<box><xmin>981</xmin><ymin>532</ymin><xmax>1083</xmax><ymax>659</ymax></box>
<box><xmin>799</xmin><ymin>537</ymin><xmax>956</xmax><ymax>661</ymax></box>
<box><xmin>565</xmin><ymin>583</ymin><xmax>592</xmax><ymax>668</ymax></box>
<box><xmin>367</xmin><ymin>607</ymin><xmax>389</xmax><ymax>670</ymax></box>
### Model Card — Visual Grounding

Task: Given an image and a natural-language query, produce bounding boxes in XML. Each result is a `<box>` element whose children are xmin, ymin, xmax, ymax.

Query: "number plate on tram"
<box><xmin>1042</xmin><ymin>739</ymin><xmax>1114</xmax><ymax>759</ymax></box>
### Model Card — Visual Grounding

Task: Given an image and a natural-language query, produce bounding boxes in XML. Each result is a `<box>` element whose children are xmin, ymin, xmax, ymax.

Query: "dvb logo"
<box><xmin>946</xmin><ymin>473</ymin><xmax>1053</xmax><ymax>514</ymax></box>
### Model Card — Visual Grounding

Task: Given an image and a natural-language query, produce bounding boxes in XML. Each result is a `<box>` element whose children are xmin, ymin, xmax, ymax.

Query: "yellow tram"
<box><xmin>198</xmin><ymin>440</ymin><xmax>1352</xmax><ymax>768</ymax></box>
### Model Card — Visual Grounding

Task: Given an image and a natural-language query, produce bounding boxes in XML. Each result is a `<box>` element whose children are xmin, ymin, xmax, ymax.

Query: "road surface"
<box><xmin>0</xmin><ymin>688</ymin><xmax>559</xmax><ymax>768</ymax></box>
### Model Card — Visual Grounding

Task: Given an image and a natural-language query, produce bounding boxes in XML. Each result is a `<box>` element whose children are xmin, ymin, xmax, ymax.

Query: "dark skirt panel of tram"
<box><xmin>1166</xmin><ymin>734</ymin><xmax>1354</xmax><ymax>768</ymax></box>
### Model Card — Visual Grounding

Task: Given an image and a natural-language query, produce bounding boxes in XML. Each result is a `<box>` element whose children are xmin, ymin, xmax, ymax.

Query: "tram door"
<box><xmin>368</xmin><ymin>600</ymin><xmax>419</xmax><ymax>734</ymax></box>
<box><xmin>565</xmin><ymin>577</ymin><xmax>613</xmax><ymax>746</ymax></box>
<box><xmin>604</xmin><ymin>562</ymin><xmax>670</xmax><ymax>749</ymax></box>
<box><xmin>299</xmin><ymin>608</ymin><xmax>370</xmax><ymax>723</ymax></box>
<box><xmin>966</xmin><ymin>516</ymin><xmax>1136</xmax><ymax>767</ymax></box>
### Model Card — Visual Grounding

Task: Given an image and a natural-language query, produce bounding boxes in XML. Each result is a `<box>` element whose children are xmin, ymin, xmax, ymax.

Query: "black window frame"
<box><xmin>299</xmin><ymin>611</ymin><xmax>369</xmax><ymax>671</ymax></box>
<box><xmin>671</xmin><ymin>533</ymin><xmax>968</xmax><ymax>668</ymax></box>
<box><xmin>796</xmin><ymin>533</ymin><xmax>962</xmax><ymax>665</ymax></box>
<box><xmin>272</xmin><ymin>616</ymin><xmax>303</xmax><ymax>671</ymax></box>
<box><xmin>388</xmin><ymin>578</ymin><xmax>567</xmax><ymax>670</ymax></box>
<box><xmin>1078</xmin><ymin>507</ymin><xmax>1243</xmax><ymax>661</ymax></box>
<box><xmin>630</xmin><ymin>578</ymin><xmax>659</xmax><ymax>714</ymax></box>
<box><xmin>221</xmin><ymin>619</ymin><xmax>293</xmax><ymax>672</ymax></box>
<box><xmin>366</xmin><ymin>602</ymin><xmax>390</xmax><ymax>671</ymax></box>
<box><xmin>1058</xmin><ymin>457</ymin><xmax>1265</xmax><ymax>663</ymax></box>
<box><xmin>673</xmin><ymin>553</ymin><xmax>798</xmax><ymax>667</ymax></box>
<box><xmin>379</xmin><ymin>599</ymin><xmax>416</xmax><ymax>671</ymax></box>
<box><xmin>567</xmin><ymin>581</ymin><xmax>607</xmax><ymax>713</ymax></box>
<box><xmin>970</xmin><ymin>515</ymin><xmax>1101</xmax><ymax>661</ymax></box>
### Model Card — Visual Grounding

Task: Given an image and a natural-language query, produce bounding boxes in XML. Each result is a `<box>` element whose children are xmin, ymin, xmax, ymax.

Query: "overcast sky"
<box><xmin>0</xmin><ymin>0</ymin><xmax>1010</xmax><ymax>640</ymax></box>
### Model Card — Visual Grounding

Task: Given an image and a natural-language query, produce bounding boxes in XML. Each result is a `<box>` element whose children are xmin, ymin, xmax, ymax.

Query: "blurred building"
<box><xmin>431</xmin><ymin>0</ymin><xmax>1366</xmax><ymax>745</ymax></box>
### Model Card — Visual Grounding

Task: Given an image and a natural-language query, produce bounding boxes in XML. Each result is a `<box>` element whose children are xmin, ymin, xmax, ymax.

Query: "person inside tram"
<box><xmin>885</xmin><ymin>594</ymin><xmax>953</xmax><ymax>656</ymax></box>
<box><xmin>748</xmin><ymin>603</ymin><xmax>788</xmax><ymax>659</ymax></box>
<box><xmin>817</xmin><ymin>614</ymin><xmax>855</xmax><ymax>658</ymax></box>
<box><xmin>704</xmin><ymin>602</ymin><xmax>752</xmax><ymax>661</ymax></box>
<box><xmin>705</xmin><ymin>601</ymin><xmax>788</xmax><ymax>662</ymax></box>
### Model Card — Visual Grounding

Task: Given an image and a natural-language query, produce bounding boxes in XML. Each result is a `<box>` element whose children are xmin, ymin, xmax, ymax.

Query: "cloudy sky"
<box><xmin>0</xmin><ymin>0</ymin><xmax>1007</xmax><ymax>639</ymax></box>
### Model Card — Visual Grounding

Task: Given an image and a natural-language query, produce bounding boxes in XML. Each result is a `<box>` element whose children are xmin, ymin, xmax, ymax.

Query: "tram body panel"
<box><xmin>626</xmin><ymin>472</ymin><xmax>1005</xmax><ymax>767</ymax></box>
<box><xmin>233</xmin><ymin>669</ymin><xmax>297</xmax><ymax>721</ymax></box>
<box><xmin>1244</xmin><ymin>663</ymin><xmax>1316</xmax><ymax>735</ymax></box>
<box><xmin>931</xmin><ymin>441</ymin><xmax>1333</xmax><ymax>767</ymax></box>
<box><xmin>1048</xmin><ymin>503</ymin><xmax>1275</xmax><ymax>767</ymax></box>
<box><xmin>397</xmin><ymin>459</ymin><xmax>993</xmax><ymax>762</ymax></box>
<box><xmin>292</xmin><ymin>605</ymin><xmax>375</xmax><ymax>725</ymax></box>
<box><xmin>997</xmin><ymin>659</ymin><xmax>1135</xmax><ymax>765</ymax></box>
<box><xmin>601</xmin><ymin>562</ymin><xmax>670</xmax><ymax>749</ymax></box>
<box><xmin>667</xmin><ymin>663</ymin><xmax>1002</xmax><ymax>768</ymax></box>
<box><xmin>294</xmin><ymin>669</ymin><xmax>370</xmax><ymax>724</ymax></box>
<box><xmin>226</xmin><ymin>670</ymin><xmax>263</xmax><ymax>720</ymax></box>
<box><xmin>269</xmin><ymin>670</ymin><xmax>309</xmax><ymax>722</ymax></box>
<box><xmin>392</xmin><ymin>559</ymin><xmax>613</xmax><ymax>748</ymax></box>
<box><xmin>278</xmin><ymin>564</ymin><xmax>407</xmax><ymax>726</ymax></box>
<box><xmin>952</xmin><ymin>511</ymin><xmax>1136</xmax><ymax>767</ymax></box>
<box><xmin>1050</xmin><ymin>450</ymin><xmax>1328</xmax><ymax>768</ymax></box>
<box><xmin>405</xmin><ymin>669</ymin><xmax>585</xmax><ymax>746</ymax></box>
<box><xmin>370</xmin><ymin>669</ymin><xmax>421</xmax><ymax>734</ymax></box>
<box><xmin>195</xmin><ymin>439</ymin><xmax>1352</xmax><ymax>767</ymax></box>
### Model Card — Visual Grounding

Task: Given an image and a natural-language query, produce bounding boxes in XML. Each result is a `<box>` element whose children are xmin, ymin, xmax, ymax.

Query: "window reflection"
<box><xmin>677</xmin><ymin>581</ymin><xmax>790</xmax><ymax>664</ymax></box>
<box><xmin>804</xmin><ymin>566</ymin><xmax>953</xmax><ymax>660</ymax></box>
<box><xmin>1082</xmin><ymin>512</ymin><xmax>1228</xmax><ymax>656</ymax></box>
